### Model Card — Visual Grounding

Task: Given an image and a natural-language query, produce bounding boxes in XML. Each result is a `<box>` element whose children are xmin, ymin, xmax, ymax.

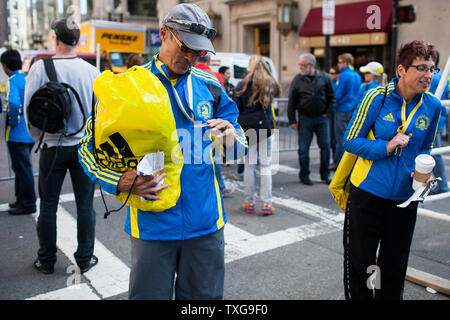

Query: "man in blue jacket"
<box><xmin>79</xmin><ymin>3</ymin><xmax>247</xmax><ymax>300</ymax></box>
<box><xmin>1</xmin><ymin>49</ymin><xmax>36</xmax><ymax>215</ymax></box>
<box><xmin>334</xmin><ymin>53</ymin><xmax>361</xmax><ymax>166</ymax></box>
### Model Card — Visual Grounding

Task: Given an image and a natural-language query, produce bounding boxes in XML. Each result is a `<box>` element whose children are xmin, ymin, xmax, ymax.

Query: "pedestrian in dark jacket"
<box><xmin>287</xmin><ymin>53</ymin><xmax>336</xmax><ymax>185</ymax></box>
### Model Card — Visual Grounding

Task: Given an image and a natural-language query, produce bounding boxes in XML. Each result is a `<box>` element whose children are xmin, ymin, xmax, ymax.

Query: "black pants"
<box><xmin>343</xmin><ymin>184</ymin><xmax>418</xmax><ymax>300</ymax></box>
<box><xmin>7</xmin><ymin>141</ymin><xmax>36</xmax><ymax>209</ymax></box>
<box><xmin>36</xmin><ymin>145</ymin><xmax>96</xmax><ymax>269</ymax></box>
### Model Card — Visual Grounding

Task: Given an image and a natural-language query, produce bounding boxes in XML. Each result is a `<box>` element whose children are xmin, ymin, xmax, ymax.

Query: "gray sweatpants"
<box><xmin>128</xmin><ymin>228</ymin><xmax>225</xmax><ymax>300</ymax></box>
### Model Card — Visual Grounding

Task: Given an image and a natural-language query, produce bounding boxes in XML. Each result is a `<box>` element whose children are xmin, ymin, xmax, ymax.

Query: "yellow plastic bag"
<box><xmin>329</xmin><ymin>130</ymin><xmax>375</xmax><ymax>211</ymax></box>
<box><xmin>328</xmin><ymin>151</ymin><xmax>358</xmax><ymax>211</ymax></box>
<box><xmin>92</xmin><ymin>66</ymin><xmax>184</xmax><ymax>211</ymax></box>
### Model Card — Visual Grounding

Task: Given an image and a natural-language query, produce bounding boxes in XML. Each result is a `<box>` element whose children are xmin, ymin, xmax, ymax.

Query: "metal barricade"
<box><xmin>273</xmin><ymin>98</ymin><xmax>300</xmax><ymax>152</ymax></box>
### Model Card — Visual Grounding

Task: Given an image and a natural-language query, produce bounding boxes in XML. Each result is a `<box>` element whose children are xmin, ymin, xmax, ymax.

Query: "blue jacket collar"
<box><xmin>8</xmin><ymin>69</ymin><xmax>23</xmax><ymax>78</ymax></box>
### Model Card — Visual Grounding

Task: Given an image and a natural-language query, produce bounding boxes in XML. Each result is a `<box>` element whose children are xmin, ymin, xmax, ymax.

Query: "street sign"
<box><xmin>149</xmin><ymin>30</ymin><xmax>161</xmax><ymax>47</ymax></box>
<box><xmin>322</xmin><ymin>0</ymin><xmax>335</xmax><ymax>35</ymax></box>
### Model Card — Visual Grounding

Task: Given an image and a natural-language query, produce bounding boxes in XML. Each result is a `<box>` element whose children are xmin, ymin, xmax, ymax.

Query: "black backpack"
<box><xmin>27</xmin><ymin>56</ymin><xmax>86</xmax><ymax>150</ymax></box>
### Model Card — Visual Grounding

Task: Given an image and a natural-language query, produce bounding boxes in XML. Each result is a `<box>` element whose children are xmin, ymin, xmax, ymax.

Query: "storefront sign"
<box><xmin>299</xmin><ymin>32</ymin><xmax>388</xmax><ymax>48</ymax></box>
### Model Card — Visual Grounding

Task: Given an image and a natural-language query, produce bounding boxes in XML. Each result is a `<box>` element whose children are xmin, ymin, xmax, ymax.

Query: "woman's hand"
<box><xmin>410</xmin><ymin>172</ymin><xmax>434</xmax><ymax>188</ymax></box>
<box><xmin>387</xmin><ymin>133</ymin><xmax>413</xmax><ymax>154</ymax></box>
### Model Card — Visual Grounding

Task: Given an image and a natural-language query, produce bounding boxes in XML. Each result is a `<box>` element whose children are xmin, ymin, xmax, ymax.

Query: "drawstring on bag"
<box><xmin>100</xmin><ymin>173</ymin><xmax>139</xmax><ymax>219</ymax></box>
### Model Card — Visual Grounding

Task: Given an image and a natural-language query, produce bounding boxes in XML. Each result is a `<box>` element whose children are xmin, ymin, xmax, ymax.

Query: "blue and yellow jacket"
<box><xmin>343</xmin><ymin>78</ymin><xmax>441</xmax><ymax>200</ymax></box>
<box><xmin>4</xmin><ymin>70</ymin><xmax>34</xmax><ymax>143</ymax></box>
<box><xmin>78</xmin><ymin>54</ymin><xmax>248</xmax><ymax>240</ymax></box>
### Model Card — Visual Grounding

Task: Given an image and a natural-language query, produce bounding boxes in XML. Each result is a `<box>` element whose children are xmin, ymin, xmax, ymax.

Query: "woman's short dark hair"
<box><xmin>218</xmin><ymin>66</ymin><xmax>229</xmax><ymax>74</ymax></box>
<box><xmin>397</xmin><ymin>40</ymin><xmax>437</xmax><ymax>70</ymax></box>
<box><xmin>0</xmin><ymin>49</ymin><xmax>22</xmax><ymax>71</ymax></box>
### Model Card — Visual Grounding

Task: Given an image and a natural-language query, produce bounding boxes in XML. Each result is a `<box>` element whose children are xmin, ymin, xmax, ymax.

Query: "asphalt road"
<box><xmin>0</xmin><ymin>120</ymin><xmax>449</xmax><ymax>303</ymax></box>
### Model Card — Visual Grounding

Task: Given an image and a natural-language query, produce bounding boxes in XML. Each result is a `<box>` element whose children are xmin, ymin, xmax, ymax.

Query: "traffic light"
<box><xmin>397</xmin><ymin>5</ymin><xmax>416</xmax><ymax>23</ymax></box>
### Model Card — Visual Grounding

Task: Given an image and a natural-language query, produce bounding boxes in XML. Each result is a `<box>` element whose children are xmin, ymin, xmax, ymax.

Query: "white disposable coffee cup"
<box><xmin>412</xmin><ymin>154</ymin><xmax>435</xmax><ymax>191</ymax></box>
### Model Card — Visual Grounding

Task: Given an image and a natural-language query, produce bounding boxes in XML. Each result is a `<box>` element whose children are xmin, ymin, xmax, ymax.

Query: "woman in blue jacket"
<box><xmin>342</xmin><ymin>41</ymin><xmax>441</xmax><ymax>300</ymax></box>
<box><xmin>1</xmin><ymin>49</ymin><xmax>36</xmax><ymax>215</ymax></box>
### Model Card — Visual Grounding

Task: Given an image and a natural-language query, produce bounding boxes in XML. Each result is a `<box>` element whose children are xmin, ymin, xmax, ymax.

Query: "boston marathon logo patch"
<box><xmin>196</xmin><ymin>101</ymin><xmax>212</xmax><ymax>121</ymax></box>
<box><xmin>415</xmin><ymin>115</ymin><xmax>430</xmax><ymax>131</ymax></box>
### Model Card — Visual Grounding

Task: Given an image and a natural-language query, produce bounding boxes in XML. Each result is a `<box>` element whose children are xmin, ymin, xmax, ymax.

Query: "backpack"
<box><xmin>27</xmin><ymin>57</ymin><xmax>86</xmax><ymax>150</ymax></box>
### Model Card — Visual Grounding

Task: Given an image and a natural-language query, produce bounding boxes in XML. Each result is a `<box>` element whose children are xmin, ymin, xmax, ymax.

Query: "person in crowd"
<box><xmin>235</xmin><ymin>54</ymin><xmax>280</xmax><ymax>215</ymax></box>
<box><xmin>78</xmin><ymin>3</ymin><xmax>247</xmax><ymax>299</ymax></box>
<box><xmin>342</xmin><ymin>40</ymin><xmax>441</xmax><ymax>299</ymax></box>
<box><xmin>1</xmin><ymin>49</ymin><xmax>36</xmax><ymax>215</ymax></box>
<box><xmin>125</xmin><ymin>54</ymin><xmax>145</xmax><ymax>69</ymax></box>
<box><xmin>195</xmin><ymin>54</ymin><xmax>224</xmax><ymax>87</ymax></box>
<box><xmin>287</xmin><ymin>53</ymin><xmax>335</xmax><ymax>185</ymax></box>
<box><xmin>354</xmin><ymin>61</ymin><xmax>388</xmax><ymax>107</ymax></box>
<box><xmin>328</xmin><ymin>65</ymin><xmax>340</xmax><ymax>170</ymax></box>
<box><xmin>334</xmin><ymin>53</ymin><xmax>361</xmax><ymax>166</ymax></box>
<box><xmin>219</xmin><ymin>66</ymin><xmax>235</xmax><ymax>98</ymax></box>
<box><xmin>329</xmin><ymin>65</ymin><xmax>339</xmax><ymax>91</ymax></box>
<box><xmin>428</xmin><ymin>51</ymin><xmax>449</xmax><ymax>194</ymax></box>
<box><xmin>24</xmin><ymin>19</ymin><xmax>100</xmax><ymax>275</ymax></box>
<box><xmin>195</xmin><ymin>55</ymin><xmax>232</xmax><ymax>197</ymax></box>
<box><xmin>219</xmin><ymin>65</ymin><xmax>243</xmax><ymax>181</ymax></box>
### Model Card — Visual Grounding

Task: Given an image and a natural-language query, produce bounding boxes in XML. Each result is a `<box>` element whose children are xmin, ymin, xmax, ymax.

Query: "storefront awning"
<box><xmin>299</xmin><ymin>0</ymin><xmax>392</xmax><ymax>37</ymax></box>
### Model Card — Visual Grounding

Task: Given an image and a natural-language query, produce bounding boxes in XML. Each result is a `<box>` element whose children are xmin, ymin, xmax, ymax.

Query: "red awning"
<box><xmin>299</xmin><ymin>0</ymin><xmax>392</xmax><ymax>36</ymax></box>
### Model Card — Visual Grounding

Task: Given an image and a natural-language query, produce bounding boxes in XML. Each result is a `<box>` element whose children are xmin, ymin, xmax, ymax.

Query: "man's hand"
<box><xmin>206</xmin><ymin>119</ymin><xmax>236</xmax><ymax>147</ymax></box>
<box><xmin>117</xmin><ymin>168</ymin><xmax>168</xmax><ymax>200</ymax></box>
<box><xmin>387</xmin><ymin>133</ymin><xmax>413</xmax><ymax>154</ymax></box>
<box><xmin>290</xmin><ymin>123</ymin><xmax>298</xmax><ymax>130</ymax></box>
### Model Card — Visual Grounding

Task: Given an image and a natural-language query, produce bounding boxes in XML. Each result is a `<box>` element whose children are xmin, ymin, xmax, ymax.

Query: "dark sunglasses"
<box><xmin>407</xmin><ymin>64</ymin><xmax>440</xmax><ymax>74</ymax></box>
<box><xmin>169</xmin><ymin>29</ymin><xmax>207</xmax><ymax>57</ymax></box>
<box><xmin>166</xmin><ymin>19</ymin><xmax>216</xmax><ymax>39</ymax></box>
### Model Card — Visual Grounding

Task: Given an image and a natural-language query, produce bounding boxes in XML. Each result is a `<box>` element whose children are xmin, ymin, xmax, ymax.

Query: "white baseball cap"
<box><xmin>360</xmin><ymin>61</ymin><xmax>384</xmax><ymax>76</ymax></box>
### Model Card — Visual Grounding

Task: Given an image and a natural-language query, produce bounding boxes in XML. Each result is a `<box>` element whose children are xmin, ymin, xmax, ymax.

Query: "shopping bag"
<box><xmin>92</xmin><ymin>66</ymin><xmax>184</xmax><ymax>211</ymax></box>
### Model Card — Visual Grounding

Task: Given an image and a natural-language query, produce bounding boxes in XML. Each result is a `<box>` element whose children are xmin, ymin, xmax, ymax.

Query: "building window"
<box><xmin>127</xmin><ymin>0</ymin><xmax>157</xmax><ymax>17</ymax></box>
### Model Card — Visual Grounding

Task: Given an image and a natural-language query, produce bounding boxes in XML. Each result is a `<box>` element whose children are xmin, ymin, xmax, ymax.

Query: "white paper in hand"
<box><xmin>137</xmin><ymin>152</ymin><xmax>165</xmax><ymax>200</ymax></box>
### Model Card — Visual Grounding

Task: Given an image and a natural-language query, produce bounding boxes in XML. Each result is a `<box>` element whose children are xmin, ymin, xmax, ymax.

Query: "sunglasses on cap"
<box><xmin>165</xmin><ymin>19</ymin><xmax>217</xmax><ymax>40</ymax></box>
<box><xmin>168</xmin><ymin>29</ymin><xmax>207</xmax><ymax>57</ymax></box>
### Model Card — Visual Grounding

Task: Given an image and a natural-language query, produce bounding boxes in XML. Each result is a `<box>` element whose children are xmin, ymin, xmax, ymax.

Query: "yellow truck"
<box><xmin>77</xmin><ymin>20</ymin><xmax>147</xmax><ymax>73</ymax></box>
